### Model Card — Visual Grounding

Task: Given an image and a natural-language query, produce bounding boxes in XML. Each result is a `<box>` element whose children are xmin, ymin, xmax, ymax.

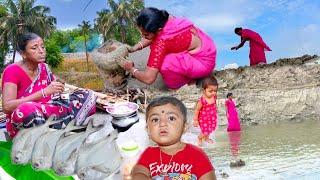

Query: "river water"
<box><xmin>206</xmin><ymin>120</ymin><xmax>320</xmax><ymax>179</ymax></box>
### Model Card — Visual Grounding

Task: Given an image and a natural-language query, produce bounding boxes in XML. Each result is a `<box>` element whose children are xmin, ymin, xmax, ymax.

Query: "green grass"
<box><xmin>52</xmin><ymin>58</ymin><xmax>104</xmax><ymax>91</ymax></box>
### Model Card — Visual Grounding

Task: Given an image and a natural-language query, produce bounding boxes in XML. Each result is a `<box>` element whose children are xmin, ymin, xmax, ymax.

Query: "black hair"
<box><xmin>202</xmin><ymin>76</ymin><xmax>218</xmax><ymax>89</ymax></box>
<box><xmin>146</xmin><ymin>96</ymin><xmax>187</xmax><ymax>123</ymax></box>
<box><xmin>227</xmin><ymin>92</ymin><xmax>233</xmax><ymax>98</ymax></box>
<box><xmin>17</xmin><ymin>32</ymin><xmax>40</xmax><ymax>51</ymax></box>
<box><xmin>136</xmin><ymin>7</ymin><xmax>169</xmax><ymax>33</ymax></box>
<box><xmin>234</xmin><ymin>27</ymin><xmax>242</xmax><ymax>34</ymax></box>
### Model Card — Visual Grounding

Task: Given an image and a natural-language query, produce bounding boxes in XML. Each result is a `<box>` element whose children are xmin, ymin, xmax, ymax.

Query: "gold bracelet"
<box><xmin>138</xmin><ymin>42</ymin><xmax>144</xmax><ymax>50</ymax></box>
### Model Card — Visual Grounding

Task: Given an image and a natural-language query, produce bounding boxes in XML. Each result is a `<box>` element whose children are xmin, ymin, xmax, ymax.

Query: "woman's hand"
<box><xmin>127</xmin><ymin>45</ymin><xmax>136</xmax><ymax>53</ymax></box>
<box><xmin>44</xmin><ymin>81</ymin><xmax>65</xmax><ymax>96</ymax></box>
<box><xmin>123</xmin><ymin>61</ymin><xmax>135</xmax><ymax>72</ymax></box>
<box><xmin>231</xmin><ymin>46</ymin><xmax>238</xmax><ymax>50</ymax></box>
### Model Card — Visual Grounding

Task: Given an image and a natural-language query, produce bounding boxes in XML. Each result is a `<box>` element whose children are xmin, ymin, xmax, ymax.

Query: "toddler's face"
<box><xmin>203</xmin><ymin>85</ymin><xmax>218</xmax><ymax>98</ymax></box>
<box><xmin>146</xmin><ymin>104</ymin><xmax>185</xmax><ymax>146</ymax></box>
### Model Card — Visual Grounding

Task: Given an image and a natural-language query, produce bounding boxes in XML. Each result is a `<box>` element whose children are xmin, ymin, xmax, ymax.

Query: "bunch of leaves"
<box><xmin>95</xmin><ymin>0</ymin><xmax>144</xmax><ymax>45</ymax></box>
<box><xmin>45</xmin><ymin>39</ymin><xmax>63</xmax><ymax>68</ymax></box>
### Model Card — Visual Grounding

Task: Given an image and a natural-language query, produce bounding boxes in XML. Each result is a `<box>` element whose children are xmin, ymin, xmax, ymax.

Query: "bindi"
<box><xmin>161</xmin><ymin>110</ymin><xmax>165</xmax><ymax>113</ymax></box>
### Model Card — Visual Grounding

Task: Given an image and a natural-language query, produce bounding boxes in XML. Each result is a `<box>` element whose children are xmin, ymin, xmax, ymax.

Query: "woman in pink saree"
<box><xmin>231</xmin><ymin>27</ymin><xmax>271</xmax><ymax>66</ymax></box>
<box><xmin>122</xmin><ymin>7</ymin><xmax>217</xmax><ymax>89</ymax></box>
<box><xmin>225</xmin><ymin>93</ymin><xmax>241</xmax><ymax>131</ymax></box>
<box><xmin>1</xmin><ymin>33</ymin><xmax>96</xmax><ymax>138</ymax></box>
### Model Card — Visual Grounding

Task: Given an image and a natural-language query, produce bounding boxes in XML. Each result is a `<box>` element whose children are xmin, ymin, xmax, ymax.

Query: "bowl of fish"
<box><xmin>105</xmin><ymin>102</ymin><xmax>139</xmax><ymax>117</ymax></box>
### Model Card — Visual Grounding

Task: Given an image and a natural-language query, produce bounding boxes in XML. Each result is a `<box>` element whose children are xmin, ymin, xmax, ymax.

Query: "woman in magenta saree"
<box><xmin>231</xmin><ymin>27</ymin><xmax>271</xmax><ymax>66</ymax></box>
<box><xmin>122</xmin><ymin>7</ymin><xmax>217</xmax><ymax>89</ymax></box>
<box><xmin>1</xmin><ymin>33</ymin><xmax>96</xmax><ymax>138</ymax></box>
<box><xmin>225</xmin><ymin>93</ymin><xmax>241</xmax><ymax>132</ymax></box>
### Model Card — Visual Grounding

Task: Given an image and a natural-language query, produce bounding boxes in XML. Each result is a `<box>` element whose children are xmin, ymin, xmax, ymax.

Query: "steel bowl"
<box><xmin>105</xmin><ymin>102</ymin><xmax>139</xmax><ymax>117</ymax></box>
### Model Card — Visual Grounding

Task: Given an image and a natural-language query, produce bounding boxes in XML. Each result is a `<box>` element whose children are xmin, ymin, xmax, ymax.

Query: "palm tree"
<box><xmin>0</xmin><ymin>0</ymin><xmax>56</xmax><ymax>62</ymax></box>
<box><xmin>95</xmin><ymin>0</ymin><xmax>144</xmax><ymax>43</ymax></box>
<box><xmin>95</xmin><ymin>9</ymin><xmax>113</xmax><ymax>42</ymax></box>
<box><xmin>0</xmin><ymin>4</ymin><xmax>9</xmax><ymax>67</ymax></box>
<box><xmin>78</xmin><ymin>20</ymin><xmax>91</xmax><ymax>72</ymax></box>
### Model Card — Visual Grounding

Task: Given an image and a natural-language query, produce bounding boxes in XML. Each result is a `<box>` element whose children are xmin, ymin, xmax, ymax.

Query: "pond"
<box><xmin>207</xmin><ymin>120</ymin><xmax>320</xmax><ymax>179</ymax></box>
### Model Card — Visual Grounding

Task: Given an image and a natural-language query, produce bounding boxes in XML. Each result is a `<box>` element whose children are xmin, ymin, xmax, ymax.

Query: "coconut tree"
<box><xmin>0</xmin><ymin>0</ymin><xmax>56</xmax><ymax>62</ymax></box>
<box><xmin>0</xmin><ymin>4</ymin><xmax>8</xmax><ymax>68</ymax></box>
<box><xmin>78</xmin><ymin>20</ymin><xmax>91</xmax><ymax>71</ymax></box>
<box><xmin>95</xmin><ymin>0</ymin><xmax>144</xmax><ymax>43</ymax></box>
<box><xmin>95</xmin><ymin>9</ymin><xmax>114</xmax><ymax>42</ymax></box>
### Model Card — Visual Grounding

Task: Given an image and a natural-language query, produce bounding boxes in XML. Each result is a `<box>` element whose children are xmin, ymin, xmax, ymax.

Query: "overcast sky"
<box><xmin>36</xmin><ymin>0</ymin><xmax>320</xmax><ymax>69</ymax></box>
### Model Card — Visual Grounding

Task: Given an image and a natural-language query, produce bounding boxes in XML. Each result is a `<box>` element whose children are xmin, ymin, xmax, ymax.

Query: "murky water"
<box><xmin>205</xmin><ymin>120</ymin><xmax>320</xmax><ymax>179</ymax></box>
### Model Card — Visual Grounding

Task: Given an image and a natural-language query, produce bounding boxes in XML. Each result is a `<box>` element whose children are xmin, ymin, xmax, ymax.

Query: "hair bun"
<box><xmin>160</xmin><ymin>10</ymin><xmax>169</xmax><ymax>19</ymax></box>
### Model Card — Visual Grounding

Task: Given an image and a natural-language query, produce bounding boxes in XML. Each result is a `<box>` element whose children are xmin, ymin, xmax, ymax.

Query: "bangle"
<box><xmin>132</xmin><ymin>68</ymin><xmax>138</xmax><ymax>76</ymax></box>
<box><xmin>41</xmin><ymin>89</ymin><xmax>47</xmax><ymax>98</ymax></box>
<box><xmin>138</xmin><ymin>42</ymin><xmax>144</xmax><ymax>50</ymax></box>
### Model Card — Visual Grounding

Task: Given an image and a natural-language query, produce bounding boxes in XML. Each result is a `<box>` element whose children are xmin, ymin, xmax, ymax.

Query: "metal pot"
<box><xmin>111</xmin><ymin>112</ymin><xmax>139</xmax><ymax>132</ymax></box>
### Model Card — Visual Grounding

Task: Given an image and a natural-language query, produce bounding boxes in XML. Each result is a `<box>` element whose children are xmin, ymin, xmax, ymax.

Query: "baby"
<box><xmin>131</xmin><ymin>96</ymin><xmax>216</xmax><ymax>179</ymax></box>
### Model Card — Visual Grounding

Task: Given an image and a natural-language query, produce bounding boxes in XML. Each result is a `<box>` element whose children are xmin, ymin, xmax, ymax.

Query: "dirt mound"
<box><xmin>91</xmin><ymin>40</ymin><xmax>129</xmax><ymax>90</ymax></box>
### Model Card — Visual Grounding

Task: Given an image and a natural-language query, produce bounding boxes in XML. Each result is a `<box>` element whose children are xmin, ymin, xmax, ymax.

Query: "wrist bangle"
<box><xmin>138</xmin><ymin>42</ymin><xmax>144</xmax><ymax>50</ymax></box>
<box><xmin>132</xmin><ymin>68</ymin><xmax>138</xmax><ymax>76</ymax></box>
<box><xmin>41</xmin><ymin>89</ymin><xmax>47</xmax><ymax>98</ymax></box>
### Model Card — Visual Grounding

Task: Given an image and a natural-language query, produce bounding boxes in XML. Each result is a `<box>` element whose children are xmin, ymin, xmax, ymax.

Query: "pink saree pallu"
<box><xmin>3</xmin><ymin>63</ymin><xmax>96</xmax><ymax>138</ymax></box>
<box><xmin>242</xmin><ymin>29</ymin><xmax>271</xmax><ymax>66</ymax></box>
<box><xmin>158</xmin><ymin>18</ymin><xmax>217</xmax><ymax>89</ymax></box>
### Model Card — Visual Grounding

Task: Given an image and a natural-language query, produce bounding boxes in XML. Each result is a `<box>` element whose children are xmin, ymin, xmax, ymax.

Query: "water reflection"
<box><xmin>228</xmin><ymin>131</ymin><xmax>241</xmax><ymax>159</ymax></box>
<box><xmin>205</xmin><ymin>120</ymin><xmax>320</xmax><ymax>179</ymax></box>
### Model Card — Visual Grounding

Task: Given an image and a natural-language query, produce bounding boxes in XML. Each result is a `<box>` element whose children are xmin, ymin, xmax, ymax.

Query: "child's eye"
<box><xmin>151</xmin><ymin>118</ymin><xmax>159</xmax><ymax>123</ymax></box>
<box><xmin>168</xmin><ymin>116</ymin><xmax>176</xmax><ymax>121</ymax></box>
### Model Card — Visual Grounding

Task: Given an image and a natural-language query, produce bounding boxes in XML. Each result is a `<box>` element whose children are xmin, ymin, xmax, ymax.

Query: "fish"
<box><xmin>76</xmin><ymin>129</ymin><xmax>121</xmax><ymax>180</ymax></box>
<box><xmin>11</xmin><ymin>116</ymin><xmax>57</xmax><ymax>165</ymax></box>
<box><xmin>52</xmin><ymin>117</ymin><xmax>102</xmax><ymax>176</ymax></box>
<box><xmin>31</xmin><ymin>120</ymin><xmax>82</xmax><ymax>170</ymax></box>
<box><xmin>84</xmin><ymin>116</ymin><xmax>113</xmax><ymax>145</ymax></box>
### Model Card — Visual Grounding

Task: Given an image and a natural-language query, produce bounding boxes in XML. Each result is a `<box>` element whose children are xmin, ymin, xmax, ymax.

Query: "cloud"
<box><xmin>268</xmin><ymin>23</ymin><xmax>320</xmax><ymax>61</ymax></box>
<box><xmin>222</xmin><ymin>63</ymin><xmax>239</xmax><ymax>70</ymax></box>
<box><xmin>191</xmin><ymin>14</ymin><xmax>243</xmax><ymax>33</ymax></box>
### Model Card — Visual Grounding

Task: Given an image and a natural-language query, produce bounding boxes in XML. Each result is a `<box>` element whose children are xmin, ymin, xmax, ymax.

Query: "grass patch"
<box><xmin>53</xmin><ymin>57</ymin><xmax>99</xmax><ymax>73</ymax></box>
<box><xmin>53</xmin><ymin>58</ymin><xmax>104</xmax><ymax>91</ymax></box>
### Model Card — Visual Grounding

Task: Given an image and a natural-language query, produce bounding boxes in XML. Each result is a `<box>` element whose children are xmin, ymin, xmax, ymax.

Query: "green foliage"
<box><xmin>0</xmin><ymin>141</ymin><xmax>74</xmax><ymax>180</ymax></box>
<box><xmin>47</xmin><ymin>29</ymin><xmax>101</xmax><ymax>53</ymax></box>
<box><xmin>0</xmin><ymin>4</ymin><xmax>7</xmax><ymax>17</ymax></box>
<box><xmin>95</xmin><ymin>0</ymin><xmax>144</xmax><ymax>45</ymax></box>
<box><xmin>0</xmin><ymin>0</ymin><xmax>56</xmax><ymax>63</ymax></box>
<box><xmin>0</xmin><ymin>45</ymin><xmax>8</xmax><ymax>71</ymax></box>
<box><xmin>45</xmin><ymin>39</ymin><xmax>63</xmax><ymax>68</ymax></box>
<box><xmin>0</xmin><ymin>4</ymin><xmax>9</xmax><ymax>69</ymax></box>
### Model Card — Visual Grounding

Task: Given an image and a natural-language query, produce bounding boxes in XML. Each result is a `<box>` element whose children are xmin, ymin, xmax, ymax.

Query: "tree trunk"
<box><xmin>84</xmin><ymin>36</ymin><xmax>89</xmax><ymax>72</ymax></box>
<box><xmin>120</xmin><ymin>24</ymin><xmax>126</xmax><ymax>43</ymax></box>
<box><xmin>12</xmin><ymin>48</ymin><xmax>16</xmax><ymax>63</ymax></box>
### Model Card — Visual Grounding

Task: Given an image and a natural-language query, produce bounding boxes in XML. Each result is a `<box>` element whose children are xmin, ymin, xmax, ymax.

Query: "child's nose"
<box><xmin>159</xmin><ymin>118</ymin><xmax>168</xmax><ymax>126</ymax></box>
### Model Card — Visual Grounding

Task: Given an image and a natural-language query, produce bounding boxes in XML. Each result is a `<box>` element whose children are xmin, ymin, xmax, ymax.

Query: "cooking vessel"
<box><xmin>105</xmin><ymin>102</ymin><xmax>139</xmax><ymax>117</ymax></box>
